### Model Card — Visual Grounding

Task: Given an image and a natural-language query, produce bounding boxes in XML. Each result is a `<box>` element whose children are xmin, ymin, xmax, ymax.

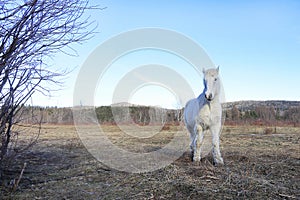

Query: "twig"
<box><xmin>200</xmin><ymin>175</ymin><xmax>220</xmax><ymax>180</ymax></box>
<box><xmin>12</xmin><ymin>162</ymin><xmax>27</xmax><ymax>192</ymax></box>
<box><xmin>278</xmin><ymin>193</ymin><xmax>296</xmax><ymax>199</ymax></box>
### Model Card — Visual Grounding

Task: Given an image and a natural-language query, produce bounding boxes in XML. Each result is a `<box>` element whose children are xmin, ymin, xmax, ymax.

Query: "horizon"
<box><xmin>29</xmin><ymin>99</ymin><xmax>300</xmax><ymax>109</ymax></box>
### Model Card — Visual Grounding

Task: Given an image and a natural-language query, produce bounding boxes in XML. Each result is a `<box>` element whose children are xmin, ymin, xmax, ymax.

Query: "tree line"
<box><xmin>224</xmin><ymin>104</ymin><xmax>300</xmax><ymax>126</ymax></box>
<box><xmin>15</xmin><ymin>103</ymin><xmax>300</xmax><ymax>127</ymax></box>
<box><xmin>17</xmin><ymin>105</ymin><xmax>183</xmax><ymax>125</ymax></box>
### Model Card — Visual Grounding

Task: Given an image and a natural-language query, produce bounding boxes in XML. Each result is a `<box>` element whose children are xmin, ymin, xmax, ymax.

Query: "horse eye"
<box><xmin>214</xmin><ymin>78</ymin><xmax>218</xmax><ymax>81</ymax></box>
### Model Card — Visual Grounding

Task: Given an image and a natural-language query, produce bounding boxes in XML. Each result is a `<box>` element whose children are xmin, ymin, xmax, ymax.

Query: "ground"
<box><xmin>0</xmin><ymin>125</ymin><xmax>299</xmax><ymax>199</ymax></box>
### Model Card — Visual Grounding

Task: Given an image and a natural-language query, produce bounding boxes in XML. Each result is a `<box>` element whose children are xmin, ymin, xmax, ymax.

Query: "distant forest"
<box><xmin>16</xmin><ymin>101</ymin><xmax>300</xmax><ymax>127</ymax></box>
<box><xmin>223</xmin><ymin>101</ymin><xmax>300</xmax><ymax>126</ymax></box>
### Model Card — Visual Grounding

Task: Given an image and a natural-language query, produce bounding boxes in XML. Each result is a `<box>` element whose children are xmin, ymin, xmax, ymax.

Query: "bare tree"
<box><xmin>0</xmin><ymin>0</ymin><xmax>98</xmax><ymax>161</ymax></box>
<box><xmin>284</xmin><ymin>107</ymin><xmax>300</xmax><ymax>126</ymax></box>
<box><xmin>255</xmin><ymin>106</ymin><xmax>276</xmax><ymax>122</ymax></box>
<box><xmin>231</xmin><ymin>105</ymin><xmax>240</xmax><ymax>122</ymax></box>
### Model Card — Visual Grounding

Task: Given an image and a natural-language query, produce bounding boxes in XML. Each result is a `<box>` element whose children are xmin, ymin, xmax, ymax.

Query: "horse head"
<box><xmin>203</xmin><ymin>66</ymin><xmax>220</xmax><ymax>102</ymax></box>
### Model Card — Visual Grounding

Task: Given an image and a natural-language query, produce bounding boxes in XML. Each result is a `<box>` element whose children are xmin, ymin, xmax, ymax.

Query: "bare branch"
<box><xmin>0</xmin><ymin>0</ymin><xmax>100</xmax><ymax>161</ymax></box>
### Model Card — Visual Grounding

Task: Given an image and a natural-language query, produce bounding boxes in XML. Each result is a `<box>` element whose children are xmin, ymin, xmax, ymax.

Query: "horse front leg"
<box><xmin>192</xmin><ymin>124</ymin><xmax>204</xmax><ymax>162</ymax></box>
<box><xmin>211</xmin><ymin>123</ymin><xmax>224</xmax><ymax>165</ymax></box>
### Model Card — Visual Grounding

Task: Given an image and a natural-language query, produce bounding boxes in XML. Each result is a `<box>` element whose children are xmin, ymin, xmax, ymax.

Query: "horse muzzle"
<box><xmin>205</xmin><ymin>93</ymin><xmax>213</xmax><ymax>101</ymax></box>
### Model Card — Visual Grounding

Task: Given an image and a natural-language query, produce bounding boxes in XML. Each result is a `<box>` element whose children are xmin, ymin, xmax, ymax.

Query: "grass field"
<box><xmin>1</xmin><ymin>124</ymin><xmax>299</xmax><ymax>199</ymax></box>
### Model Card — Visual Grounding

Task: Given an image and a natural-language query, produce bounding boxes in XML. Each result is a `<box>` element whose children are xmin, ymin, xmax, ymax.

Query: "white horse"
<box><xmin>184</xmin><ymin>67</ymin><xmax>224</xmax><ymax>165</ymax></box>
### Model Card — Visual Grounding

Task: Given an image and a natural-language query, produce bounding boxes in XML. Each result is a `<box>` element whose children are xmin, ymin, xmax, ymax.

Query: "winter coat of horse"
<box><xmin>184</xmin><ymin>67</ymin><xmax>224</xmax><ymax>165</ymax></box>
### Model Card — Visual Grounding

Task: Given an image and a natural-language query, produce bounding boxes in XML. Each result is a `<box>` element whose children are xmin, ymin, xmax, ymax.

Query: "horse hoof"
<box><xmin>193</xmin><ymin>157</ymin><xmax>201</xmax><ymax>162</ymax></box>
<box><xmin>213</xmin><ymin>159</ymin><xmax>224</xmax><ymax>166</ymax></box>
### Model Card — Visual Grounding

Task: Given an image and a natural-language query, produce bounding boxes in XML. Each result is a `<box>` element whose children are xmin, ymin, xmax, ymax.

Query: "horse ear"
<box><xmin>216</xmin><ymin>65</ymin><xmax>220</xmax><ymax>73</ymax></box>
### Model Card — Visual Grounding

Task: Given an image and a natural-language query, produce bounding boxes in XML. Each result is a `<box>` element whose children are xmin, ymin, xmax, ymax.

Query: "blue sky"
<box><xmin>34</xmin><ymin>0</ymin><xmax>300</xmax><ymax>108</ymax></box>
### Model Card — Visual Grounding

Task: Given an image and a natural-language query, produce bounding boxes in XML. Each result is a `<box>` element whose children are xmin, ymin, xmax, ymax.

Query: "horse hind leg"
<box><xmin>189</xmin><ymin>142</ymin><xmax>194</xmax><ymax>161</ymax></box>
<box><xmin>187</xmin><ymin>126</ymin><xmax>196</xmax><ymax>161</ymax></box>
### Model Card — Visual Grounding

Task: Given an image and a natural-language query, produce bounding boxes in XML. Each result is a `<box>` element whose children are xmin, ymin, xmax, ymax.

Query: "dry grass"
<box><xmin>1</xmin><ymin>124</ymin><xmax>299</xmax><ymax>199</ymax></box>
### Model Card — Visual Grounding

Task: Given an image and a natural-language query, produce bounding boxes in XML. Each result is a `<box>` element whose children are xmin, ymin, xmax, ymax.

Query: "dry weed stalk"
<box><xmin>11</xmin><ymin>162</ymin><xmax>27</xmax><ymax>192</ymax></box>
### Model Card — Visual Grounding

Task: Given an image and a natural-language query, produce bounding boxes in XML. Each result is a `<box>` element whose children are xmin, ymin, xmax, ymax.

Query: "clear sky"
<box><xmin>33</xmin><ymin>0</ymin><xmax>300</xmax><ymax>108</ymax></box>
